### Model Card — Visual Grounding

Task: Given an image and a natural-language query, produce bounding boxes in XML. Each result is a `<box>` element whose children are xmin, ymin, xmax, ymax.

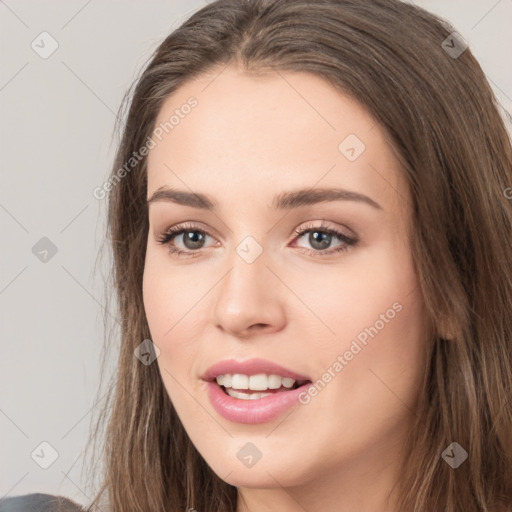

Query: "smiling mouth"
<box><xmin>205</xmin><ymin>371</ymin><xmax>314</xmax><ymax>423</ymax></box>
<box><xmin>214</xmin><ymin>374</ymin><xmax>312</xmax><ymax>400</ymax></box>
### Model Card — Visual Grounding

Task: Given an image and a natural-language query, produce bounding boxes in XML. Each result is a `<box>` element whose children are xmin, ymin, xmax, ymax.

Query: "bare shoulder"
<box><xmin>0</xmin><ymin>493</ymin><xmax>86</xmax><ymax>511</ymax></box>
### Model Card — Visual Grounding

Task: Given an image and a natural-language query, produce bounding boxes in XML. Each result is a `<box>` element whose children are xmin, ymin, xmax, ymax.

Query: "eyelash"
<box><xmin>156</xmin><ymin>221</ymin><xmax>358</xmax><ymax>258</ymax></box>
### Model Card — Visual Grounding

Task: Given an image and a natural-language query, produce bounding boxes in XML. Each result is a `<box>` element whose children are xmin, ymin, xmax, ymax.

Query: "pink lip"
<box><xmin>202</xmin><ymin>358</ymin><xmax>311</xmax><ymax>382</ymax></box>
<box><xmin>202</xmin><ymin>358</ymin><xmax>312</xmax><ymax>424</ymax></box>
<box><xmin>205</xmin><ymin>380</ymin><xmax>311</xmax><ymax>424</ymax></box>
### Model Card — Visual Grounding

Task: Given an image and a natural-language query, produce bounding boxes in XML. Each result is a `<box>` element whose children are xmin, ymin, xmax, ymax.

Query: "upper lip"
<box><xmin>202</xmin><ymin>358</ymin><xmax>311</xmax><ymax>383</ymax></box>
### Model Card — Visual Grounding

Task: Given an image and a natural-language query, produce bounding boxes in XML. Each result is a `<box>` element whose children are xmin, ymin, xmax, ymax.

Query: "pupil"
<box><xmin>310</xmin><ymin>231</ymin><xmax>331</xmax><ymax>250</ymax></box>
<box><xmin>184</xmin><ymin>231</ymin><xmax>205</xmax><ymax>249</ymax></box>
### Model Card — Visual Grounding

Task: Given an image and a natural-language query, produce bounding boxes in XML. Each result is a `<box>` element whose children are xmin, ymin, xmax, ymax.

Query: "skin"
<box><xmin>142</xmin><ymin>64</ymin><xmax>429</xmax><ymax>512</ymax></box>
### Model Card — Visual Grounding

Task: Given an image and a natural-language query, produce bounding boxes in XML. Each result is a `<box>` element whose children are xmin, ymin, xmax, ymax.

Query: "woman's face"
<box><xmin>143</xmin><ymin>65</ymin><xmax>428</xmax><ymax>504</ymax></box>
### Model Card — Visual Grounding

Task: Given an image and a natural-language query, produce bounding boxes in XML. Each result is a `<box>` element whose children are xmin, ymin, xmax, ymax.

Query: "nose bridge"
<box><xmin>219</xmin><ymin>234</ymin><xmax>270</xmax><ymax>307</ymax></box>
<box><xmin>212</xmin><ymin>234</ymin><xmax>286</xmax><ymax>335</ymax></box>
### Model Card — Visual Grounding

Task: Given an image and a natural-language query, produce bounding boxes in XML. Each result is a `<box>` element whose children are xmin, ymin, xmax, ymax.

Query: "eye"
<box><xmin>156</xmin><ymin>222</ymin><xmax>215</xmax><ymax>258</ymax></box>
<box><xmin>156</xmin><ymin>220</ymin><xmax>358</xmax><ymax>258</ymax></box>
<box><xmin>291</xmin><ymin>220</ymin><xmax>358</xmax><ymax>257</ymax></box>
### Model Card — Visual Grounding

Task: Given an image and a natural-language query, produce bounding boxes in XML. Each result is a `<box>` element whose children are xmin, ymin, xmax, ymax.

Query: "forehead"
<box><xmin>146</xmin><ymin>66</ymin><xmax>408</xmax><ymax>219</ymax></box>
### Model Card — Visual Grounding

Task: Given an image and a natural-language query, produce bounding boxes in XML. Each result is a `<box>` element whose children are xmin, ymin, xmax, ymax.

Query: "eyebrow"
<box><xmin>147</xmin><ymin>186</ymin><xmax>382</xmax><ymax>211</ymax></box>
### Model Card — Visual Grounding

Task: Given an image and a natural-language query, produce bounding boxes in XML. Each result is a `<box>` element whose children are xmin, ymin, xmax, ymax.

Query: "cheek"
<box><xmin>143</xmin><ymin>273</ymin><xmax>172</xmax><ymax>345</ymax></box>
<box><xmin>298</xmin><ymin>287</ymin><xmax>427</xmax><ymax>470</ymax></box>
<box><xmin>142</xmin><ymin>265</ymin><xmax>199</xmax><ymax>417</ymax></box>
<box><xmin>142</xmin><ymin>253</ymin><xmax>209</xmax><ymax>382</ymax></box>
<box><xmin>306</xmin><ymin>242</ymin><xmax>420</xmax><ymax>349</ymax></box>
<box><xmin>309</xmin><ymin>242</ymin><xmax>427</xmax><ymax>412</ymax></box>
<box><xmin>322</xmin><ymin>283</ymin><xmax>426</xmax><ymax>437</ymax></box>
<box><xmin>142</xmin><ymin>249</ymin><xmax>198</xmax><ymax>340</ymax></box>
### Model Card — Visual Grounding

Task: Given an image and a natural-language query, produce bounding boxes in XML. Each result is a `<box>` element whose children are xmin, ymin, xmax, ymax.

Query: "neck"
<box><xmin>235</xmin><ymin>437</ymin><xmax>406</xmax><ymax>512</ymax></box>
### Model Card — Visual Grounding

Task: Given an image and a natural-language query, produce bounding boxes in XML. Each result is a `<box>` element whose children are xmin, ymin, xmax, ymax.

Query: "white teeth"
<box><xmin>215</xmin><ymin>373</ymin><xmax>298</xmax><ymax>391</ymax></box>
<box><xmin>249</xmin><ymin>374</ymin><xmax>269</xmax><ymax>390</ymax></box>
<box><xmin>281</xmin><ymin>377</ymin><xmax>296</xmax><ymax>388</ymax></box>
<box><xmin>268</xmin><ymin>374</ymin><xmax>282</xmax><ymax>389</ymax></box>
<box><xmin>225</xmin><ymin>388</ymin><xmax>274</xmax><ymax>400</ymax></box>
<box><xmin>220</xmin><ymin>374</ymin><xmax>232</xmax><ymax>387</ymax></box>
<box><xmin>231</xmin><ymin>374</ymin><xmax>249</xmax><ymax>389</ymax></box>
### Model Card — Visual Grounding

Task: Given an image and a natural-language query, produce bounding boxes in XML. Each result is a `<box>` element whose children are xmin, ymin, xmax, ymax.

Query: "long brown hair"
<box><xmin>84</xmin><ymin>1</ymin><xmax>512</xmax><ymax>510</ymax></box>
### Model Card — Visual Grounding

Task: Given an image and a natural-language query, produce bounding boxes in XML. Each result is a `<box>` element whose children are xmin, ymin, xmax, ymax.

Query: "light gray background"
<box><xmin>1</xmin><ymin>0</ymin><xmax>511</xmax><ymax>506</ymax></box>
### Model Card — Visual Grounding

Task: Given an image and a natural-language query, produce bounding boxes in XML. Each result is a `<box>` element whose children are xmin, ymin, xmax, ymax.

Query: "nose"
<box><xmin>212</xmin><ymin>247</ymin><xmax>286</xmax><ymax>339</ymax></box>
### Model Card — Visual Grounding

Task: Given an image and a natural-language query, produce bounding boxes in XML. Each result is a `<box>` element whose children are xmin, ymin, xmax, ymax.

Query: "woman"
<box><xmin>4</xmin><ymin>0</ymin><xmax>511</xmax><ymax>510</ymax></box>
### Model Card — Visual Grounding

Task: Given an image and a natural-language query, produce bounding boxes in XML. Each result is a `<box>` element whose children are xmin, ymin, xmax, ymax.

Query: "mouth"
<box><xmin>204</xmin><ymin>375</ymin><xmax>313</xmax><ymax>424</ymax></box>
<box><xmin>202</xmin><ymin>358</ymin><xmax>313</xmax><ymax>422</ymax></box>
<box><xmin>212</xmin><ymin>373</ymin><xmax>312</xmax><ymax>400</ymax></box>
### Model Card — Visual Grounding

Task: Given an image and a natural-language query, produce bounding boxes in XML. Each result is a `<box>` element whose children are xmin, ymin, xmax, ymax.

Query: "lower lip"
<box><xmin>205</xmin><ymin>381</ymin><xmax>310</xmax><ymax>424</ymax></box>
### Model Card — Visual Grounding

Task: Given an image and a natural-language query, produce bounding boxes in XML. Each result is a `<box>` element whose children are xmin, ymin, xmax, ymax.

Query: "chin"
<box><xmin>201</xmin><ymin>445</ymin><xmax>312</xmax><ymax>489</ymax></box>
<box><xmin>220</xmin><ymin>466</ymin><xmax>298</xmax><ymax>489</ymax></box>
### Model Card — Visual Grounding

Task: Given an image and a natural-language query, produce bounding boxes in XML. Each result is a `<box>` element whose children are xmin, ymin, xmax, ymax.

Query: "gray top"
<box><xmin>0</xmin><ymin>493</ymin><xmax>85</xmax><ymax>511</ymax></box>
